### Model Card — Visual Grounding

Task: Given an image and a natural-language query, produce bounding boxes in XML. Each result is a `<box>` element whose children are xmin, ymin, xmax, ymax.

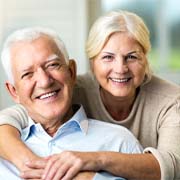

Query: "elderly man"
<box><xmin>0</xmin><ymin>27</ymin><xmax>142</xmax><ymax>180</ymax></box>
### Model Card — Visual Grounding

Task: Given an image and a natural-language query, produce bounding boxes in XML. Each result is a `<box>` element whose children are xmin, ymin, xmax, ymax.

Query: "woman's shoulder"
<box><xmin>72</xmin><ymin>72</ymin><xmax>99</xmax><ymax>105</ymax></box>
<box><xmin>75</xmin><ymin>71</ymin><xmax>98</xmax><ymax>89</ymax></box>
<box><xmin>142</xmin><ymin>75</ymin><xmax>180</xmax><ymax>99</ymax></box>
<box><xmin>0</xmin><ymin>104</ymin><xmax>27</xmax><ymax>115</ymax></box>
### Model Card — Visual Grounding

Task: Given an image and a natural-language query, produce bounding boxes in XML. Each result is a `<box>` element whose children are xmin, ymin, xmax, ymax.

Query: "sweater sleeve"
<box><xmin>0</xmin><ymin>104</ymin><xmax>28</xmax><ymax>133</ymax></box>
<box><xmin>144</xmin><ymin>97</ymin><xmax>180</xmax><ymax>180</ymax></box>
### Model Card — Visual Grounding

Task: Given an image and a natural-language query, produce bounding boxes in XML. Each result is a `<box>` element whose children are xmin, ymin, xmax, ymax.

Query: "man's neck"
<box><xmin>45</xmin><ymin>106</ymin><xmax>75</xmax><ymax>137</ymax></box>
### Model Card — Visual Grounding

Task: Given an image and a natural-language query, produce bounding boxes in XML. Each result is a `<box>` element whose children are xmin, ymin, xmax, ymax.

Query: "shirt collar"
<box><xmin>69</xmin><ymin>104</ymin><xmax>89</xmax><ymax>134</ymax></box>
<box><xmin>22</xmin><ymin>104</ymin><xmax>89</xmax><ymax>141</ymax></box>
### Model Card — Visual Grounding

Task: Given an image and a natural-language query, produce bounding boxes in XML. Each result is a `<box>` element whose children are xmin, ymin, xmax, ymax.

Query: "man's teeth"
<box><xmin>39</xmin><ymin>91</ymin><xmax>56</xmax><ymax>99</ymax></box>
<box><xmin>111</xmin><ymin>78</ymin><xmax>129</xmax><ymax>83</ymax></box>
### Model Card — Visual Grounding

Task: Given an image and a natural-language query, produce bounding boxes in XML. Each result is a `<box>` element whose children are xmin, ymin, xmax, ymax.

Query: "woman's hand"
<box><xmin>20</xmin><ymin>153</ymin><xmax>96</xmax><ymax>180</ymax></box>
<box><xmin>20</xmin><ymin>157</ymin><xmax>47</xmax><ymax>179</ymax></box>
<box><xmin>42</xmin><ymin>151</ymin><xmax>99</xmax><ymax>180</ymax></box>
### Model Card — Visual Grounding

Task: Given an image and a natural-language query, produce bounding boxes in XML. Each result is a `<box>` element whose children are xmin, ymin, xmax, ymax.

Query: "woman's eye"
<box><xmin>125</xmin><ymin>54</ymin><xmax>137</xmax><ymax>61</ymax></box>
<box><xmin>102</xmin><ymin>55</ymin><xmax>113</xmax><ymax>61</ymax></box>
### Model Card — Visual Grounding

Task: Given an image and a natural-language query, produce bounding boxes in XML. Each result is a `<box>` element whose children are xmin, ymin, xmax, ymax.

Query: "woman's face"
<box><xmin>91</xmin><ymin>32</ymin><xmax>147</xmax><ymax>100</ymax></box>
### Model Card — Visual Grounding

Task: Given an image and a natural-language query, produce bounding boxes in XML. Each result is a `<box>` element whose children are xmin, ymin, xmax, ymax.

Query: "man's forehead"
<box><xmin>11</xmin><ymin>37</ymin><xmax>60</xmax><ymax>54</ymax></box>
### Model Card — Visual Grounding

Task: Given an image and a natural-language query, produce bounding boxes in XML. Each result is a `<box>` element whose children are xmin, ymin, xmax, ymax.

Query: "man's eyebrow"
<box><xmin>46</xmin><ymin>54</ymin><xmax>60</xmax><ymax>61</ymax></box>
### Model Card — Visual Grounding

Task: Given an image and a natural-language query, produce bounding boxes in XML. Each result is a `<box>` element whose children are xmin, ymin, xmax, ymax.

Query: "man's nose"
<box><xmin>35</xmin><ymin>68</ymin><xmax>54</xmax><ymax>88</ymax></box>
<box><xmin>113</xmin><ymin>57</ymin><xmax>128</xmax><ymax>74</ymax></box>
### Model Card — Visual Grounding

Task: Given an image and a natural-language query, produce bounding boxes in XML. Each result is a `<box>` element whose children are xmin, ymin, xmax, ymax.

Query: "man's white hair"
<box><xmin>1</xmin><ymin>27</ymin><xmax>69</xmax><ymax>83</ymax></box>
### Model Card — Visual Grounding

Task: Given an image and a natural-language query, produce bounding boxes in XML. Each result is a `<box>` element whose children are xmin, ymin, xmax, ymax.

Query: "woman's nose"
<box><xmin>113</xmin><ymin>57</ymin><xmax>128</xmax><ymax>74</ymax></box>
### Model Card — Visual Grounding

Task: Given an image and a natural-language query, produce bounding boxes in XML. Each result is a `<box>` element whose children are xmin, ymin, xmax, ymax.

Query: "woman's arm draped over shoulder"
<box><xmin>0</xmin><ymin>104</ymin><xmax>38</xmax><ymax>170</ymax></box>
<box><xmin>97</xmin><ymin>152</ymin><xmax>161</xmax><ymax>180</ymax></box>
<box><xmin>0</xmin><ymin>125</ymin><xmax>39</xmax><ymax>171</ymax></box>
<box><xmin>0</xmin><ymin>104</ymin><xmax>28</xmax><ymax>131</ymax></box>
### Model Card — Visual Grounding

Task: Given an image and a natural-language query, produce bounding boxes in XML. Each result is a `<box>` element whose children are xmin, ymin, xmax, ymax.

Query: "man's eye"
<box><xmin>21</xmin><ymin>72</ymin><xmax>33</xmax><ymax>79</ymax></box>
<box><xmin>47</xmin><ymin>63</ymin><xmax>61</xmax><ymax>69</ymax></box>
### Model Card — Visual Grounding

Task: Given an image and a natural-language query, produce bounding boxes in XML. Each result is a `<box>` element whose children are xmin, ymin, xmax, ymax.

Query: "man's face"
<box><xmin>7</xmin><ymin>36</ymin><xmax>76</xmax><ymax>129</ymax></box>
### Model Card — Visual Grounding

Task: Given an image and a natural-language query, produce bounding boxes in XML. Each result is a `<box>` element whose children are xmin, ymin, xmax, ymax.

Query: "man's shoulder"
<box><xmin>88</xmin><ymin>118</ymin><xmax>134</xmax><ymax>137</ymax></box>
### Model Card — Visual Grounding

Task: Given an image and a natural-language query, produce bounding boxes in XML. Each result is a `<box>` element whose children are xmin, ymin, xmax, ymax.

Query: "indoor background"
<box><xmin>0</xmin><ymin>0</ymin><xmax>179</xmax><ymax>109</ymax></box>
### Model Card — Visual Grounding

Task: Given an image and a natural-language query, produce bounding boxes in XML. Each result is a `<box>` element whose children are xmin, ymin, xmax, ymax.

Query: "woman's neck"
<box><xmin>100</xmin><ymin>88</ymin><xmax>137</xmax><ymax>121</ymax></box>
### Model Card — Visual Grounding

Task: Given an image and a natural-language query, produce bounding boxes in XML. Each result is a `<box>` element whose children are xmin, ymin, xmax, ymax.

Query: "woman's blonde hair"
<box><xmin>86</xmin><ymin>10</ymin><xmax>152</xmax><ymax>82</ymax></box>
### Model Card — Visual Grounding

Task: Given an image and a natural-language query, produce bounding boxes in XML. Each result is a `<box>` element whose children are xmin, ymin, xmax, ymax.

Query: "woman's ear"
<box><xmin>68</xmin><ymin>59</ymin><xmax>77</xmax><ymax>84</ymax></box>
<box><xmin>5</xmin><ymin>82</ymin><xmax>20</xmax><ymax>103</ymax></box>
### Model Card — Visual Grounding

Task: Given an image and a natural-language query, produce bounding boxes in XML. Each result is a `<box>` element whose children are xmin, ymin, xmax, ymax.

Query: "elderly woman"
<box><xmin>0</xmin><ymin>11</ymin><xmax>180</xmax><ymax>180</ymax></box>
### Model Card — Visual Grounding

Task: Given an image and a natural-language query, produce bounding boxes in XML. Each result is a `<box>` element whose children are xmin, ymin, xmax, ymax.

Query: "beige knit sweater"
<box><xmin>1</xmin><ymin>72</ymin><xmax>180</xmax><ymax>179</ymax></box>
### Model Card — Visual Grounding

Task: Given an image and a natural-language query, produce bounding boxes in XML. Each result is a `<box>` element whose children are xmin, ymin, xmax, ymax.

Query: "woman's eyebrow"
<box><xmin>101</xmin><ymin>51</ymin><xmax>115</xmax><ymax>55</ymax></box>
<box><xmin>128</xmin><ymin>51</ymin><xmax>136</xmax><ymax>54</ymax></box>
<box><xmin>127</xmin><ymin>50</ymin><xmax>142</xmax><ymax>55</ymax></box>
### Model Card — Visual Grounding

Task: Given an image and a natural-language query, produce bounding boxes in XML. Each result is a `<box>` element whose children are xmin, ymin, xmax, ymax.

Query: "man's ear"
<box><xmin>5</xmin><ymin>82</ymin><xmax>20</xmax><ymax>103</ymax></box>
<box><xmin>68</xmin><ymin>59</ymin><xmax>77</xmax><ymax>84</ymax></box>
